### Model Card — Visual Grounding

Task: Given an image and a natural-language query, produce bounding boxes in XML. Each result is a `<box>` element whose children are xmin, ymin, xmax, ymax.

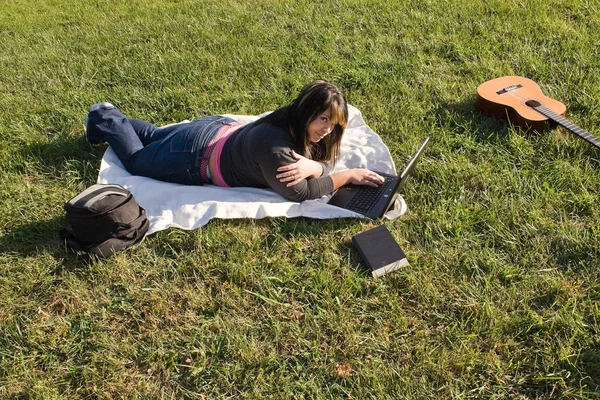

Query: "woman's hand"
<box><xmin>276</xmin><ymin>151</ymin><xmax>323</xmax><ymax>187</ymax></box>
<box><xmin>346</xmin><ymin>168</ymin><xmax>385</xmax><ymax>187</ymax></box>
<box><xmin>330</xmin><ymin>168</ymin><xmax>385</xmax><ymax>190</ymax></box>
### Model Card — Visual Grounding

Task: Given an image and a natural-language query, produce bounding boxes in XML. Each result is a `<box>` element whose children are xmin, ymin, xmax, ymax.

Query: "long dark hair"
<box><xmin>257</xmin><ymin>80</ymin><xmax>348</xmax><ymax>163</ymax></box>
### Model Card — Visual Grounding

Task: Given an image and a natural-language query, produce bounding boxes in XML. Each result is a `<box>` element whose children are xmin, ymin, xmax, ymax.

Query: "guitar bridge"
<box><xmin>496</xmin><ymin>84</ymin><xmax>523</xmax><ymax>95</ymax></box>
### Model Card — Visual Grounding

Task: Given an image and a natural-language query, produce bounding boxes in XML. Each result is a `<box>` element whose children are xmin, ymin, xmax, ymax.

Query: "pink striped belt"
<box><xmin>200</xmin><ymin>122</ymin><xmax>241</xmax><ymax>186</ymax></box>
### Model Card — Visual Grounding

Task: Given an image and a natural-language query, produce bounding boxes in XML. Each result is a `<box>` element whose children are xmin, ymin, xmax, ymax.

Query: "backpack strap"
<box><xmin>113</xmin><ymin>208</ymin><xmax>148</xmax><ymax>238</ymax></box>
<box><xmin>91</xmin><ymin>218</ymin><xmax>149</xmax><ymax>258</ymax></box>
<box><xmin>66</xmin><ymin>184</ymin><xmax>128</xmax><ymax>209</ymax></box>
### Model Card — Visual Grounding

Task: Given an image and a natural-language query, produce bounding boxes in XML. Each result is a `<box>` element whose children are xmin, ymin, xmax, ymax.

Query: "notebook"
<box><xmin>328</xmin><ymin>137</ymin><xmax>429</xmax><ymax>220</ymax></box>
<box><xmin>352</xmin><ymin>225</ymin><xmax>409</xmax><ymax>277</ymax></box>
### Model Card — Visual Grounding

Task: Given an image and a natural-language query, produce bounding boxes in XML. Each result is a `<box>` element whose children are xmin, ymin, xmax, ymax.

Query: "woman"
<box><xmin>86</xmin><ymin>80</ymin><xmax>384</xmax><ymax>202</ymax></box>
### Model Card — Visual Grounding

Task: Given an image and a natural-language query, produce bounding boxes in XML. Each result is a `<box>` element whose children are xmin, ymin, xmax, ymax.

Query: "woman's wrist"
<box><xmin>310</xmin><ymin>161</ymin><xmax>323</xmax><ymax>178</ymax></box>
<box><xmin>330</xmin><ymin>170</ymin><xmax>352</xmax><ymax>190</ymax></box>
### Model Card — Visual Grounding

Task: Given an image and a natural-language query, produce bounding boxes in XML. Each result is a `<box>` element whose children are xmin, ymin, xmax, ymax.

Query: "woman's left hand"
<box><xmin>276</xmin><ymin>150</ymin><xmax>323</xmax><ymax>187</ymax></box>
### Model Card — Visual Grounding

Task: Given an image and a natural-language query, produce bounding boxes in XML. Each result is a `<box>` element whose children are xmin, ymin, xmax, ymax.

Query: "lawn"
<box><xmin>1</xmin><ymin>0</ymin><xmax>599</xmax><ymax>398</ymax></box>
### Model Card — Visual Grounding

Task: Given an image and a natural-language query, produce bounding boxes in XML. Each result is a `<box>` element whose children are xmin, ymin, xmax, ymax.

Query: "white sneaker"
<box><xmin>89</xmin><ymin>102</ymin><xmax>116</xmax><ymax>113</ymax></box>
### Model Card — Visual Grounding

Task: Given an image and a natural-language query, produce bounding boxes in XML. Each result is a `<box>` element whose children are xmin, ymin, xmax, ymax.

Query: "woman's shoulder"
<box><xmin>242</xmin><ymin>123</ymin><xmax>294</xmax><ymax>161</ymax></box>
<box><xmin>249</xmin><ymin>121</ymin><xmax>293</xmax><ymax>144</ymax></box>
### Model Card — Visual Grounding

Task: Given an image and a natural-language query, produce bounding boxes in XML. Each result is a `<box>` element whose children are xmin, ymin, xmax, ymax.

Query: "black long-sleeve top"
<box><xmin>219</xmin><ymin>121</ymin><xmax>335</xmax><ymax>202</ymax></box>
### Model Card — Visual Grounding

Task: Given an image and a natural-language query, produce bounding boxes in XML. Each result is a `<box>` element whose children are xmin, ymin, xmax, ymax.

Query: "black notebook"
<box><xmin>352</xmin><ymin>225</ymin><xmax>409</xmax><ymax>277</ymax></box>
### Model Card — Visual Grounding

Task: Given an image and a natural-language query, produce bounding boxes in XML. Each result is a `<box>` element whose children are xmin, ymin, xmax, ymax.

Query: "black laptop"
<box><xmin>328</xmin><ymin>137</ymin><xmax>429</xmax><ymax>220</ymax></box>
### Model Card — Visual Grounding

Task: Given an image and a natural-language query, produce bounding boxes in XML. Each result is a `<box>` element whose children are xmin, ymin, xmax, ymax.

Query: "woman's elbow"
<box><xmin>282</xmin><ymin>192</ymin><xmax>310</xmax><ymax>202</ymax></box>
<box><xmin>280</xmin><ymin>187</ymin><xmax>315</xmax><ymax>202</ymax></box>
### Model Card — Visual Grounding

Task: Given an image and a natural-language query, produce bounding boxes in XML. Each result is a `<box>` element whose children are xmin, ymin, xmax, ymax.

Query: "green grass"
<box><xmin>1</xmin><ymin>0</ymin><xmax>600</xmax><ymax>398</ymax></box>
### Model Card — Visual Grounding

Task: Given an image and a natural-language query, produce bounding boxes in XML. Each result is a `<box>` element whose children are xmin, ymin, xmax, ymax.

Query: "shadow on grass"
<box><xmin>0</xmin><ymin>216</ymin><xmax>65</xmax><ymax>257</ymax></box>
<box><xmin>1</xmin><ymin>212</ymin><xmax>379</xmax><ymax>277</ymax></box>
<box><xmin>265</xmin><ymin>216</ymin><xmax>377</xmax><ymax>278</ymax></box>
<box><xmin>16</xmin><ymin>134</ymin><xmax>104</xmax><ymax>185</ymax></box>
<box><xmin>436</xmin><ymin>96</ymin><xmax>600</xmax><ymax>164</ymax></box>
<box><xmin>149</xmin><ymin>215</ymin><xmax>378</xmax><ymax>278</ymax></box>
<box><xmin>434</xmin><ymin>95</ymin><xmax>512</xmax><ymax>144</ymax></box>
<box><xmin>564</xmin><ymin>342</ymin><xmax>600</xmax><ymax>394</ymax></box>
<box><xmin>0</xmin><ymin>214</ymin><xmax>116</xmax><ymax>272</ymax></box>
<box><xmin>552</xmin><ymin>244</ymin><xmax>599</xmax><ymax>272</ymax></box>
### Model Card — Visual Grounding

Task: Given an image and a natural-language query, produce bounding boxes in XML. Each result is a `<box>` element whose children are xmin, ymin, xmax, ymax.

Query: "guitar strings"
<box><xmin>500</xmin><ymin>84</ymin><xmax>600</xmax><ymax>148</ymax></box>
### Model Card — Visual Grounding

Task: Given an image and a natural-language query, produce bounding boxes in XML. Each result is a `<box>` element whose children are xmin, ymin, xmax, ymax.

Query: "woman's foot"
<box><xmin>85</xmin><ymin>102</ymin><xmax>116</xmax><ymax>144</ymax></box>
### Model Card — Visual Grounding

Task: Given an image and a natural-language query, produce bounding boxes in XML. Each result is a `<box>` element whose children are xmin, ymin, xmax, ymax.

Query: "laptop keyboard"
<box><xmin>345</xmin><ymin>175</ymin><xmax>395</xmax><ymax>214</ymax></box>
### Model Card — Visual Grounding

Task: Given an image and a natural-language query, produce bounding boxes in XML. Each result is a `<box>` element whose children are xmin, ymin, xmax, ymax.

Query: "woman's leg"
<box><xmin>86</xmin><ymin>103</ymin><xmax>193</xmax><ymax>147</ymax></box>
<box><xmin>86</xmin><ymin>104</ymin><xmax>148</xmax><ymax>171</ymax></box>
<box><xmin>86</xmin><ymin>104</ymin><xmax>194</xmax><ymax>174</ymax></box>
<box><xmin>127</xmin><ymin>118</ymin><xmax>192</xmax><ymax>146</ymax></box>
<box><xmin>86</xmin><ymin>104</ymin><xmax>236</xmax><ymax>184</ymax></box>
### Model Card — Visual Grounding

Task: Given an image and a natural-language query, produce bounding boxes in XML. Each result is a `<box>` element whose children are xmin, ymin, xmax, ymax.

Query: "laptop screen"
<box><xmin>397</xmin><ymin>137</ymin><xmax>429</xmax><ymax>193</ymax></box>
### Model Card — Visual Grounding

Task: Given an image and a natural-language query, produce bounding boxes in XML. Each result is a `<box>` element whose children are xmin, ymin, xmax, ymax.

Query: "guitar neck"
<box><xmin>533</xmin><ymin>104</ymin><xmax>600</xmax><ymax>150</ymax></box>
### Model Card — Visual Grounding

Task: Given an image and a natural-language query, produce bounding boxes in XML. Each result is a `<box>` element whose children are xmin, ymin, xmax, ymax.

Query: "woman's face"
<box><xmin>307</xmin><ymin>110</ymin><xmax>335</xmax><ymax>143</ymax></box>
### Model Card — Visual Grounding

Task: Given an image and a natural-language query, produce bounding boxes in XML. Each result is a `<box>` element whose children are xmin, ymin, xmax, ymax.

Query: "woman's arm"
<box><xmin>266</xmin><ymin>156</ymin><xmax>385</xmax><ymax>203</ymax></box>
<box><xmin>260</xmin><ymin>151</ymin><xmax>334</xmax><ymax>202</ymax></box>
<box><xmin>267</xmin><ymin>150</ymin><xmax>384</xmax><ymax>201</ymax></box>
<box><xmin>274</xmin><ymin>152</ymin><xmax>384</xmax><ymax>193</ymax></box>
<box><xmin>254</xmin><ymin>126</ymin><xmax>384</xmax><ymax>202</ymax></box>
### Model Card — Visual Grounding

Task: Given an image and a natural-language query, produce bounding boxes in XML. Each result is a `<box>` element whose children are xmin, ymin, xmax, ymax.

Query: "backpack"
<box><xmin>59</xmin><ymin>184</ymin><xmax>149</xmax><ymax>258</ymax></box>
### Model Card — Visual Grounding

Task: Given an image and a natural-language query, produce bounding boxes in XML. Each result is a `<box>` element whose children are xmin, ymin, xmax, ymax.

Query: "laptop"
<box><xmin>328</xmin><ymin>137</ymin><xmax>429</xmax><ymax>220</ymax></box>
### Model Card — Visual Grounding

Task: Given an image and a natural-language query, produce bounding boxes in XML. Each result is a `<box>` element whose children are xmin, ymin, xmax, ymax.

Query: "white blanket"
<box><xmin>98</xmin><ymin>104</ymin><xmax>404</xmax><ymax>235</ymax></box>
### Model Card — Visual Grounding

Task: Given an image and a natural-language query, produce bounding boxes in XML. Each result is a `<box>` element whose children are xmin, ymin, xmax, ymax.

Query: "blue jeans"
<box><xmin>86</xmin><ymin>104</ymin><xmax>237</xmax><ymax>185</ymax></box>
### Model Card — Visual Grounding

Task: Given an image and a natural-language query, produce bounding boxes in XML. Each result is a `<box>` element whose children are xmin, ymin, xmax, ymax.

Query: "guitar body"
<box><xmin>476</xmin><ymin>76</ymin><xmax>567</xmax><ymax>132</ymax></box>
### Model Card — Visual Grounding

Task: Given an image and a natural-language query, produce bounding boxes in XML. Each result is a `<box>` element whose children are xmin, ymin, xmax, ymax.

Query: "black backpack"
<box><xmin>59</xmin><ymin>184</ymin><xmax>149</xmax><ymax>258</ymax></box>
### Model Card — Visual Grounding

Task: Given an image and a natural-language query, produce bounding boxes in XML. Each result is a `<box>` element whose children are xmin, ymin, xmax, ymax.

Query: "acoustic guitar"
<box><xmin>476</xmin><ymin>76</ymin><xmax>600</xmax><ymax>150</ymax></box>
